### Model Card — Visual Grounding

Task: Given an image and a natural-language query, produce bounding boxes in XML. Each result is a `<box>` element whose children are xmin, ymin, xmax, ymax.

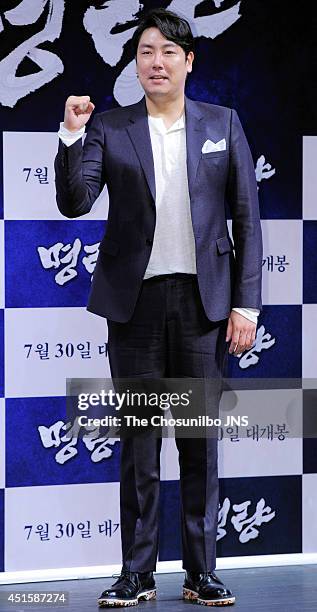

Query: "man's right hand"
<box><xmin>64</xmin><ymin>95</ymin><xmax>95</xmax><ymax>132</ymax></box>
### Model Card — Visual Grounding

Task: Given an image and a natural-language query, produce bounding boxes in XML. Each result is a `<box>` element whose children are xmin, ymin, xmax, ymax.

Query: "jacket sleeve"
<box><xmin>226</xmin><ymin>108</ymin><xmax>263</xmax><ymax>311</ymax></box>
<box><xmin>54</xmin><ymin>113</ymin><xmax>106</xmax><ymax>218</ymax></box>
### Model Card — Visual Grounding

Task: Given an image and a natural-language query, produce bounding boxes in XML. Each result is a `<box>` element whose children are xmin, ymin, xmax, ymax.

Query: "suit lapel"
<box><xmin>185</xmin><ymin>96</ymin><xmax>205</xmax><ymax>200</ymax></box>
<box><xmin>126</xmin><ymin>97</ymin><xmax>156</xmax><ymax>204</ymax></box>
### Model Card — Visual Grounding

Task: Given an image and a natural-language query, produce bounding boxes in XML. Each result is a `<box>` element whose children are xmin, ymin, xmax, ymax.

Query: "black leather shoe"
<box><xmin>183</xmin><ymin>571</ymin><xmax>235</xmax><ymax>606</ymax></box>
<box><xmin>98</xmin><ymin>570</ymin><xmax>156</xmax><ymax>607</ymax></box>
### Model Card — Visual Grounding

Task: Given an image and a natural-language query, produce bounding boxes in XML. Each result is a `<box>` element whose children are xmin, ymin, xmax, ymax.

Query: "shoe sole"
<box><xmin>98</xmin><ymin>588</ymin><xmax>157</xmax><ymax>607</ymax></box>
<box><xmin>183</xmin><ymin>587</ymin><xmax>235</xmax><ymax>606</ymax></box>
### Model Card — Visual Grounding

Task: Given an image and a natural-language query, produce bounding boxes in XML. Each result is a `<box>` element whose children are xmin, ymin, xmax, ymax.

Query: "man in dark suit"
<box><xmin>55</xmin><ymin>8</ymin><xmax>262</xmax><ymax>607</ymax></box>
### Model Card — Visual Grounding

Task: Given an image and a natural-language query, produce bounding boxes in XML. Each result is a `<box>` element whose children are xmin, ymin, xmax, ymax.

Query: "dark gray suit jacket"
<box><xmin>54</xmin><ymin>96</ymin><xmax>263</xmax><ymax>322</ymax></box>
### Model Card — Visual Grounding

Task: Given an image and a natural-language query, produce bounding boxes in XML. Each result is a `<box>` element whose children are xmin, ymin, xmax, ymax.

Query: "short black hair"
<box><xmin>131</xmin><ymin>8</ymin><xmax>194</xmax><ymax>58</ymax></box>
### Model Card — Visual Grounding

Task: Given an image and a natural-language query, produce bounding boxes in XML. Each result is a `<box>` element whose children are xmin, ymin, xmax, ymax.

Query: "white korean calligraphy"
<box><xmin>231</xmin><ymin>498</ymin><xmax>276</xmax><ymax>543</ymax></box>
<box><xmin>0</xmin><ymin>0</ymin><xmax>65</xmax><ymax>107</ymax></box>
<box><xmin>37</xmin><ymin>238</ymin><xmax>81</xmax><ymax>285</ymax></box>
<box><xmin>0</xmin><ymin>1</ymin><xmax>243</xmax><ymax>107</ymax></box>
<box><xmin>38</xmin><ymin>239</ymin><xmax>99</xmax><ymax>284</ymax></box>
<box><xmin>255</xmin><ymin>154</ymin><xmax>276</xmax><ymax>187</ymax></box>
<box><xmin>82</xmin><ymin>242</ymin><xmax>100</xmax><ymax>276</ymax></box>
<box><xmin>168</xmin><ymin>0</ymin><xmax>241</xmax><ymax>39</ymax></box>
<box><xmin>217</xmin><ymin>496</ymin><xmax>276</xmax><ymax>543</ymax></box>
<box><xmin>38</xmin><ymin>419</ymin><xmax>119</xmax><ymax>464</ymax></box>
<box><xmin>239</xmin><ymin>325</ymin><xmax>276</xmax><ymax>369</ymax></box>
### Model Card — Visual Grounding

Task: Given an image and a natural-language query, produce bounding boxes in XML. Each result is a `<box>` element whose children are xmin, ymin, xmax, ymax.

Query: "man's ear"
<box><xmin>186</xmin><ymin>51</ymin><xmax>194</xmax><ymax>73</ymax></box>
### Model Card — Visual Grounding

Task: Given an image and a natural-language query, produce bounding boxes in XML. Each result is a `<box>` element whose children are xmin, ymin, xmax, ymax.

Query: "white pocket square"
<box><xmin>201</xmin><ymin>138</ymin><xmax>226</xmax><ymax>153</ymax></box>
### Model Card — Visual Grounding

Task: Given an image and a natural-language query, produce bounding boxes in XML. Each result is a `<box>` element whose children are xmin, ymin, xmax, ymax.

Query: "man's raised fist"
<box><xmin>64</xmin><ymin>95</ymin><xmax>95</xmax><ymax>132</ymax></box>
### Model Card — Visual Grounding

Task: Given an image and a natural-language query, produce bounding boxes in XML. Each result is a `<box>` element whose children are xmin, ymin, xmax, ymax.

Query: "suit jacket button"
<box><xmin>146</xmin><ymin>238</ymin><xmax>153</xmax><ymax>246</ymax></box>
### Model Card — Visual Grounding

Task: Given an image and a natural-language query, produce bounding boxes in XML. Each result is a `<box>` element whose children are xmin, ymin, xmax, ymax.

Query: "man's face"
<box><xmin>136</xmin><ymin>27</ymin><xmax>194</xmax><ymax>100</ymax></box>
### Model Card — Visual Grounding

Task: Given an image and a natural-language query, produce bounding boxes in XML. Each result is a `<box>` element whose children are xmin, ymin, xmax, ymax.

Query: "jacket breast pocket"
<box><xmin>99</xmin><ymin>235</ymin><xmax>119</xmax><ymax>256</ymax></box>
<box><xmin>201</xmin><ymin>151</ymin><xmax>228</xmax><ymax>160</ymax></box>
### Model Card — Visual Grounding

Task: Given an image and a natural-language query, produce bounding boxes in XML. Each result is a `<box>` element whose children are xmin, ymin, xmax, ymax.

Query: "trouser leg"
<box><xmin>165</xmin><ymin>275</ymin><xmax>228</xmax><ymax>571</ymax></box>
<box><xmin>107</xmin><ymin>280</ymin><xmax>166</xmax><ymax>572</ymax></box>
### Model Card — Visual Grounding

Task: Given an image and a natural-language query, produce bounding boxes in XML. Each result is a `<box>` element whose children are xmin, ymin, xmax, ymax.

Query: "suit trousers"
<box><xmin>107</xmin><ymin>273</ymin><xmax>229</xmax><ymax>572</ymax></box>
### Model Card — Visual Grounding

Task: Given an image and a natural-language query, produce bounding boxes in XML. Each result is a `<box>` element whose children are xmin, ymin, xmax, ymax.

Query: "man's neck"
<box><xmin>145</xmin><ymin>94</ymin><xmax>185</xmax><ymax>130</ymax></box>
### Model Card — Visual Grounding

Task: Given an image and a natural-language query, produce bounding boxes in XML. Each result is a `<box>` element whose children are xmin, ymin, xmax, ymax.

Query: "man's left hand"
<box><xmin>226</xmin><ymin>310</ymin><xmax>256</xmax><ymax>356</ymax></box>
